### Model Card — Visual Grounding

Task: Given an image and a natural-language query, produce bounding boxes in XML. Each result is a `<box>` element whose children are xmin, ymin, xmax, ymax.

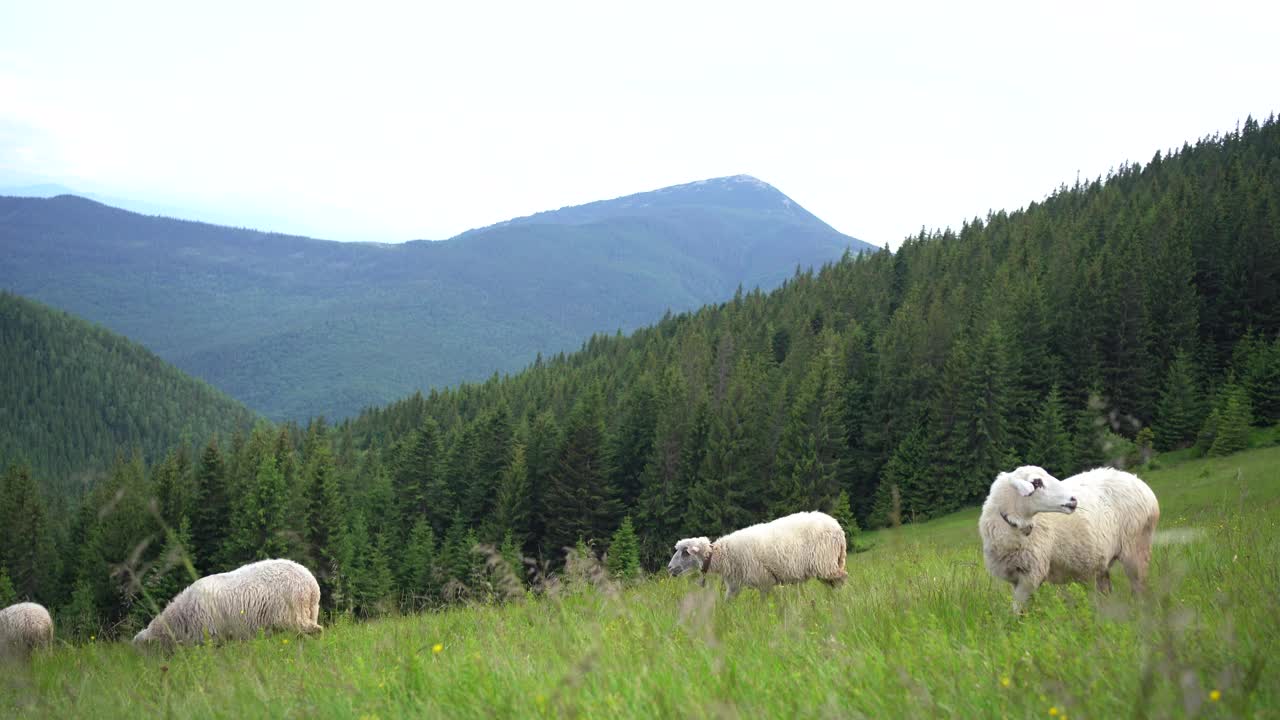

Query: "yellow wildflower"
<box><xmin>1209</xmin><ymin>689</ymin><xmax>1221</xmax><ymax>702</ymax></box>
<box><xmin>1049</xmin><ymin>708</ymin><xmax>1059</xmax><ymax>716</ymax></box>
<box><xmin>1000</xmin><ymin>677</ymin><xmax>1011</xmax><ymax>688</ymax></box>
<box><xmin>282</xmin><ymin>638</ymin><xmax>289</xmax><ymax>645</ymax></box>
<box><xmin>433</xmin><ymin>643</ymin><xmax>444</xmax><ymax>654</ymax></box>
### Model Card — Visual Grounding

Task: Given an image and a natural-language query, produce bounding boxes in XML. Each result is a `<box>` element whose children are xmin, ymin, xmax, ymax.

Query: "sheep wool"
<box><xmin>133</xmin><ymin>558</ymin><xmax>322</xmax><ymax>646</ymax></box>
<box><xmin>669</xmin><ymin>511</ymin><xmax>848</xmax><ymax>599</ymax></box>
<box><xmin>979</xmin><ymin>466</ymin><xmax>1160</xmax><ymax>612</ymax></box>
<box><xmin>0</xmin><ymin>602</ymin><xmax>54</xmax><ymax>658</ymax></box>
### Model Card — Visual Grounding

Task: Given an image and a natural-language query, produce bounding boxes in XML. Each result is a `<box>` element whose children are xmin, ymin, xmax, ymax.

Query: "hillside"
<box><xmin>6</xmin><ymin>444</ymin><xmax>1277</xmax><ymax>718</ymax></box>
<box><xmin>0</xmin><ymin>292</ymin><xmax>258</xmax><ymax>494</ymax></box>
<box><xmin>0</xmin><ymin>176</ymin><xmax>870</xmax><ymax>420</ymax></box>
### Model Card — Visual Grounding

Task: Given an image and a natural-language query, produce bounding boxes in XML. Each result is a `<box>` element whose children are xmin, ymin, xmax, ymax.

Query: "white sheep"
<box><xmin>667</xmin><ymin>511</ymin><xmax>848</xmax><ymax>598</ymax></box>
<box><xmin>0</xmin><ymin>602</ymin><xmax>54</xmax><ymax>658</ymax></box>
<box><xmin>979</xmin><ymin>465</ymin><xmax>1160</xmax><ymax>612</ymax></box>
<box><xmin>133</xmin><ymin>558</ymin><xmax>322</xmax><ymax>647</ymax></box>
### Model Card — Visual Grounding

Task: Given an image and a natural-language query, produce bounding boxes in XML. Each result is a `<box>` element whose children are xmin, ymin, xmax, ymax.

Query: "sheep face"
<box><xmin>667</xmin><ymin>537</ymin><xmax>711</xmax><ymax>576</ymax></box>
<box><xmin>1000</xmin><ymin>465</ymin><xmax>1078</xmax><ymax>518</ymax></box>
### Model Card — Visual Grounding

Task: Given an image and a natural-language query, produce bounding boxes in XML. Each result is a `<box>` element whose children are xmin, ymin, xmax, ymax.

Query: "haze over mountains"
<box><xmin>0</xmin><ymin>175</ymin><xmax>872</xmax><ymax>420</ymax></box>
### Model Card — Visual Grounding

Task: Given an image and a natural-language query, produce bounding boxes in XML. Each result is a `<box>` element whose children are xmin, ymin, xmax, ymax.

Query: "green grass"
<box><xmin>5</xmin><ymin>447</ymin><xmax>1279</xmax><ymax>719</ymax></box>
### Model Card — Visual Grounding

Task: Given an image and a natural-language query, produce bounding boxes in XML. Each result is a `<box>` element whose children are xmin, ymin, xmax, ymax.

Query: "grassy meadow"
<box><xmin>4</xmin><ymin>446</ymin><xmax>1278</xmax><ymax>719</ymax></box>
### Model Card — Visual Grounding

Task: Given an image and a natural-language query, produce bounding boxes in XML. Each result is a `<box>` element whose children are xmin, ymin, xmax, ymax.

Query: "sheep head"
<box><xmin>995</xmin><ymin>465</ymin><xmax>1078</xmax><ymax>530</ymax></box>
<box><xmin>667</xmin><ymin>537</ymin><xmax>712</xmax><ymax>576</ymax></box>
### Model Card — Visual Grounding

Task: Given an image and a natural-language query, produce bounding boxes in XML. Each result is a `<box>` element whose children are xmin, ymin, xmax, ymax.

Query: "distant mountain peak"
<box><xmin>457</xmin><ymin>174</ymin><xmax>837</xmax><ymax>240</ymax></box>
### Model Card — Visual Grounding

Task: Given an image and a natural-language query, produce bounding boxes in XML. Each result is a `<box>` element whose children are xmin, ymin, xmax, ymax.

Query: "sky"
<box><xmin>1</xmin><ymin>0</ymin><xmax>1277</xmax><ymax>246</ymax></box>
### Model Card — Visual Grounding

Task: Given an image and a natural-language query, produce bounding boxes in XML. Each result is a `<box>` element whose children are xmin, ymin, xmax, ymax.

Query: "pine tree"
<box><xmin>394</xmin><ymin>418</ymin><xmax>446</xmax><ymax>539</ymax></box>
<box><xmin>347</xmin><ymin>513</ymin><xmax>393</xmax><ymax>615</ymax></box>
<box><xmin>610</xmin><ymin>378</ymin><xmax>659</xmax><ymax>509</ymax></box>
<box><xmin>1154</xmin><ymin>350</ymin><xmax>1206</xmax><ymax>450</ymax></box>
<box><xmin>0</xmin><ymin>465</ymin><xmax>58</xmax><ymax>600</ymax></box>
<box><xmin>1026</xmin><ymin>385</ymin><xmax>1073</xmax><ymax>477</ymax></box>
<box><xmin>543</xmin><ymin>386</ymin><xmax>620</xmax><ymax>558</ymax></box>
<box><xmin>635</xmin><ymin>372</ymin><xmax>695</xmax><ymax>569</ymax></box>
<box><xmin>232</xmin><ymin>454</ymin><xmax>290</xmax><ymax>561</ymax></box>
<box><xmin>304</xmin><ymin>440</ymin><xmax>349</xmax><ymax>609</ymax></box>
<box><xmin>400</xmin><ymin>518</ymin><xmax>439</xmax><ymax>609</ymax></box>
<box><xmin>1241</xmin><ymin>336</ymin><xmax>1280</xmax><ymax>424</ymax></box>
<box><xmin>440</xmin><ymin>512</ymin><xmax>473</xmax><ymax>601</ymax></box>
<box><xmin>191</xmin><ymin>438</ymin><xmax>230</xmax><ymax>573</ymax></box>
<box><xmin>957</xmin><ymin>321</ymin><xmax>1019</xmax><ymax>502</ymax></box>
<box><xmin>829</xmin><ymin>490</ymin><xmax>862</xmax><ymax>554</ymax></box>
<box><xmin>605</xmin><ymin>516</ymin><xmax>641</xmax><ymax>580</ymax></box>
<box><xmin>1208</xmin><ymin>383</ymin><xmax>1252</xmax><ymax>456</ymax></box>
<box><xmin>463</xmin><ymin>404</ymin><xmax>513</xmax><ymax>531</ymax></box>
<box><xmin>872</xmin><ymin>424</ymin><xmax>932</xmax><ymax>526</ymax></box>
<box><xmin>771</xmin><ymin>341</ymin><xmax>847</xmax><ymax>515</ymax></box>
<box><xmin>494</xmin><ymin>442</ymin><xmax>532</xmax><ymax>546</ymax></box>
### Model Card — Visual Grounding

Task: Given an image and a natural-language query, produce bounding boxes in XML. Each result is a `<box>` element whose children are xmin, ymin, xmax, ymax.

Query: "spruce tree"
<box><xmin>1154</xmin><ymin>350</ymin><xmax>1206</xmax><ymax>450</ymax></box>
<box><xmin>1026</xmin><ymin>385</ymin><xmax>1073</xmax><ymax>477</ymax></box>
<box><xmin>872</xmin><ymin>424</ymin><xmax>932</xmax><ymax>526</ymax></box>
<box><xmin>829</xmin><ymin>490</ymin><xmax>861</xmax><ymax>554</ymax></box>
<box><xmin>191</xmin><ymin>438</ymin><xmax>229</xmax><ymax>573</ymax></box>
<box><xmin>494</xmin><ymin>442</ymin><xmax>532</xmax><ymax>545</ymax></box>
<box><xmin>771</xmin><ymin>343</ymin><xmax>847</xmax><ymax>515</ymax></box>
<box><xmin>232</xmin><ymin>455</ymin><xmax>290</xmax><ymax>561</ymax></box>
<box><xmin>1208</xmin><ymin>384</ymin><xmax>1252</xmax><ymax>456</ymax></box>
<box><xmin>543</xmin><ymin>386</ymin><xmax>620</xmax><ymax>557</ymax></box>
<box><xmin>400</xmin><ymin>518</ymin><xmax>439</xmax><ymax>609</ymax></box>
<box><xmin>0</xmin><ymin>465</ymin><xmax>58</xmax><ymax>600</ymax></box>
<box><xmin>605</xmin><ymin>516</ymin><xmax>641</xmax><ymax>580</ymax></box>
<box><xmin>394</xmin><ymin>418</ymin><xmax>446</xmax><ymax>539</ymax></box>
<box><xmin>304</xmin><ymin>440</ymin><xmax>348</xmax><ymax>609</ymax></box>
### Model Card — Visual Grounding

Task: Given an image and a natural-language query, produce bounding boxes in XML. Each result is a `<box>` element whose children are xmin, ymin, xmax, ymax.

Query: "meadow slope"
<box><xmin>4</xmin><ymin>446</ymin><xmax>1278</xmax><ymax>719</ymax></box>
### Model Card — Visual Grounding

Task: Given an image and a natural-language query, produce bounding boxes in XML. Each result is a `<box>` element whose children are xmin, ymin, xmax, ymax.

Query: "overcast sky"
<box><xmin>1</xmin><ymin>0</ymin><xmax>1277</xmax><ymax>245</ymax></box>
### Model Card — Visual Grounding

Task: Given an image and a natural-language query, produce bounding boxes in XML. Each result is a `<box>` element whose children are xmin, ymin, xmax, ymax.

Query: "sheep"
<box><xmin>0</xmin><ymin>602</ymin><xmax>54</xmax><ymax>659</ymax></box>
<box><xmin>667</xmin><ymin>511</ymin><xmax>848</xmax><ymax>599</ymax></box>
<box><xmin>979</xmin><ymin>465</ymin><xmax>1160</xmax><ymax>612</ymax></box>
<box><xmin>133</xmin><ymin>558</ymin><xmax>322</xmax><ymax>647</ymax></box>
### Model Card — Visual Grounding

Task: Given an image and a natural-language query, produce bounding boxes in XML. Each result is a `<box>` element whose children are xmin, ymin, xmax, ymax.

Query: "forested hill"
<box><xmin>341</xmin><ymin>115</ymin><xmax>1280</xmax><ymax>563</ymax></box>
<box><xmin>0</xmin><ymin>176</ymin><xmax>869</xmax><ymax>421</ymax></box>
<box><xmin>0</xmin><ymin>292</ymin><xmax>257</xmax><ymax>496</ymax></box>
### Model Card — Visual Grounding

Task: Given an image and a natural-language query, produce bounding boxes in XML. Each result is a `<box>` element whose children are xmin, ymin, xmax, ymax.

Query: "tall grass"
<box><xmin>4</xmin><ymin>448</ymin><xmax>1278</xmax><ymax>718</ymax></box>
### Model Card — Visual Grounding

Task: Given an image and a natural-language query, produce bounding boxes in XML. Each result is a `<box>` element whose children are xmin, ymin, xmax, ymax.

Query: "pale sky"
<box><xmin>1</xmin><ymin>0</ymin><xmax>1277</xmax><ymax>245</ymax></box>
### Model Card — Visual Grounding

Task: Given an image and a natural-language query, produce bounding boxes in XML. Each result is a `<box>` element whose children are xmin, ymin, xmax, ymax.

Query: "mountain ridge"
<box><xmin>0</xmin><ymin>177</ymin><xmax>871</xmax><ymax>420</ymax></box>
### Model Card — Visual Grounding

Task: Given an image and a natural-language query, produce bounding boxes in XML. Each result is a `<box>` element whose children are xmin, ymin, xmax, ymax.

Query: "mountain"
<box><xmin>0</xmin><ymin>291</ymin><xmax>258</xmax><ymax>494</ymax></box>
<box><xmin>0</xmin><ymin>176</ymin><xmax>871</xmax><ymax>420</ymax></box>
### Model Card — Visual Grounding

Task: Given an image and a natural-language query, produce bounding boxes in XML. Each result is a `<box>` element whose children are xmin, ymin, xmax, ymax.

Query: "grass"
<box><xmin>4</xmin><ymin>447</ymin><xmax>1279</xmax><ymax>719</ymax></box>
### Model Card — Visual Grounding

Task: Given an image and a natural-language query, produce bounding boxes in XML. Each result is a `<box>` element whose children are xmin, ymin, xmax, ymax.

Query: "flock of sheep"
<box><xmin>0</xmin><ymin>464</ymin><xmax>1159</xmax><ymax>659</ymax></box>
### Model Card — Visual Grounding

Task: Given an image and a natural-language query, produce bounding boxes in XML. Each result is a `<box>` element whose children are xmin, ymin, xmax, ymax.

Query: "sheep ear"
<box><xmin>1009</xmin><ymin>475</ymin><xmax>1036</xmax><ymax>496</ymax></box>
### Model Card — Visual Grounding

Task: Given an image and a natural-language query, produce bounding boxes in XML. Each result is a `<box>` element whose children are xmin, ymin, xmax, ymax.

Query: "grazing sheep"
<box><xmin>667</xmin><ymin>511</ymin><xmax>848</xmax><ymax>599</ymax></box>
<box><xmin>979</xmin><ymin>465</ymin><xmax>1160</xmax><ymax>612</ymax></box>
<box><xmin>0</xmin><ymin>602</ymin><xmax>54</xmax><ymax>658</ymax></box>
<box><xmin>133</xmin><ymin>558</ymin><xmax>322</xmax><ymax>647</ymax></box>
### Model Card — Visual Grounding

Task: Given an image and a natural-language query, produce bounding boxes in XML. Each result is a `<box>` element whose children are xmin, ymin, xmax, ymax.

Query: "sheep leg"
<box><xmin>1011</xmin><ymin>578</ymin><xmax>1037</xmax><ymax>614</ymax></box>
<box><xmin>1122</xmin><ymin>515</ymin><xmax>1157</xmax><ymax>594</ymax></box>
<box><xmin>724</xmin><ymin>584</ymin><xmax>741</xmax><ymax>601</ymax></box>
<box><xmin>1121</xmin><ymin>551</ymin><xmax>1150</xmax><ymax>594</ymax></box>
<box><xmin>1096</xmin><ymin>572</ymin><xmax>1112</xmax><ymax>595</ymax></box>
